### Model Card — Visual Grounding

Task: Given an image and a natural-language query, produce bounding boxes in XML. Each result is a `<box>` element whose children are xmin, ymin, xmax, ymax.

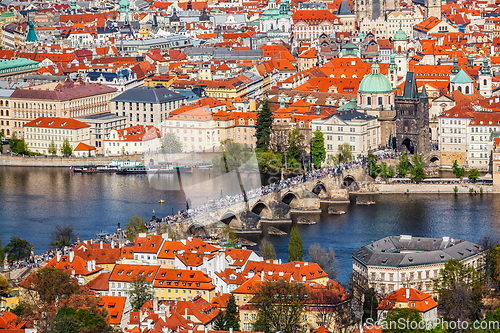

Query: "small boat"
<box><xmin>147</xmin><ymin>163</ymin><xmax>175</xmax><ymax>174</ymax></box>
<box><xmin>116</xmin><ymin>166</ymin><xmax>147</xmax><ymax>174</ymax></box>
<box><xmin>158</xmin><ymin>200</ymin><xmax>165</xmax><ymax>204</ymax></box>
<box><xmin>328</xmin><ymin>207</ymin><xmax>346</xmax><ymax>215</ymax></box>
<box><xmin>197</xmin><ymin>162</ymin><xmax>213</xmax><ymax>169</ymax></box>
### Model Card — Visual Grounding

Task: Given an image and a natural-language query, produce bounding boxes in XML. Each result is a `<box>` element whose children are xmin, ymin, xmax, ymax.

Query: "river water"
<box><xmin>1</xmin><ymin>166</ymin><xmax>498</xmax><ymax>283</ymax></box>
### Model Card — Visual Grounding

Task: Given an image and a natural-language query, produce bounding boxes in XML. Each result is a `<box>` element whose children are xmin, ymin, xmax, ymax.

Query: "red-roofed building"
<box><xmin>11</xmin><ymin>81</ymin><xmax>117</xmax><ymax>138</ymax></box>
<box><xmin>104</xmin><ymin>125</ymin><xmax>162</xmax><ymax>156</ymax></box>
<box><xmin>377</xmin><ymin>288</ymin><xmax>438</xmax><ymax>322</ymax></box>
<box><xmin>292</xmin><ymin>10</ymin><xmax>342</xmax><ymax>48</ymax></box>
<box><xmin>154</xmin><ymin>268</ymin><xmax>216</xmax><ymax>302</ymax></box>
<box><xmin>44</xmin><ymin>251</ymin><xmax>102</xmax><ymax>284</ymax></box>
<box><xmin>23</xmin><ymin>117</ymin><xmax>91</xmax><ymax>156</ymax></box>
<box><xmin>98</xmin><ymin>296</ymin><xmax>131</xmax><ymax>329</ymax></box>
<box><xmin>109</xmin><ymin>264</ymin><xmax>160</xmax><ymax>297</ymax></box>
<box><xmin>73</xmin><ymin>142</ymin><xmax>96</xmax><ymax>157</ymax></box>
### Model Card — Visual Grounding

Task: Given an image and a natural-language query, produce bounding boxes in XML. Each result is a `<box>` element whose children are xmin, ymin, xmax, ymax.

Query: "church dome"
<box><xmin>393</xmin><ymin>28</ymin><xmax>407</xmax><ymax>41</ymax></box>
<box><xmin>358</xmin><ymin>63</ymin><xmax>393</xmax><ymax>94</ymax></box>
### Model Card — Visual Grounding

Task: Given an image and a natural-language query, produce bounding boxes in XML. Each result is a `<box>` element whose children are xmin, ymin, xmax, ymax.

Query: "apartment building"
<box><xmin>153</xmin><ymin>268</ymin><xmax>216</xmax><ymax>302</ymax></box>
<box><xmin>352</xmin><ymin>235</ymin><xmax>486</xmax><ymax>296</ymax></box>
<box><xmin>24</xmin><ymin>117</ymin><xmax>91</xmax><ymax>155</ymax></box>
<box><xmin>111</xmin><ymin>86</ymin><xmax>186</xmax><ymax>129</ymax></box>
<box><xmin>10</xmin><ymin>81</ymin><xmax>117</xmax><ymax>138</ymax></box>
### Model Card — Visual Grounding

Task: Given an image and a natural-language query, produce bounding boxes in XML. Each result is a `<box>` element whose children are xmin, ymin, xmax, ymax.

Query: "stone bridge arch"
<box><xmin>251</xmin><ymin>201</ymin><xmax>272</xmax><ymax>219</ymax></box>
<box><xmin>311</xmin><ymin>181</ymin><xmax>328</xmax><ymax>198</ymax></box>
<box><xmin>220</xmin><ymin>211</ymin><xmax>243</xmax><ymax>228</ymax></box>
<box><xmin>342</xmin><ymin>175</ymin><xmax>360</xmax><ymax>191</ymax></box>
<box><xmin>281</xmin><ymin>191</ymin><xmax>300</xmax><ymax>208</ymax></box>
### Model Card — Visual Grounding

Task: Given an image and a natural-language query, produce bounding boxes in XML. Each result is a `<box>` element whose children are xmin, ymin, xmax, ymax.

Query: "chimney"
<box><xmin>261</xmin><ymin>271</ymin><xmax>264</xmax><ymax>281</ymax></box>
<box><xmin>56</xmin><ymin>251</ymin><xmax>61</xmax><ymax>262</ymax></box>
<box><xmin>69</xmin><ymin>251</ymin><xmax>74</xmax><ymax>263</ymax></box>
<box><xmin>153</xmin><ymin>297</ymin><xmax>159</xmax><ymax>311</ymax></box>
<box><xmin>205</xmin><ymin>327</ymin><xmax>208</xmax><ymax>333</ymax></box>
<box><xmin>406</xmin><ymin>288</ymin><xmax>410</xmax><ymax>299</ymax></box>
<box><xmin>166</xmin><ymin>304</ymin><xmax>171</xmax><ymax>317</ymax></box>
<box><xmin>92</xmin><ymin>260</ymin><xmax>96</xmax><ymax>271</ymax></box>
<box><xmin>100</xmin><ymin>241</ymin><xmax>103</xmax><ymax>249</ymax></box>
<box><xmin>87</xmin><ymin>260</ymin><xmax>92</xmax><ymax>272</ymax></box>
<box><xmin>185</xmin><ymin>308</ymin><xmax>188</xmax><ymax>317</ymax></box>
<box><xmin>230</xmin><ymin>328</ymin><xmax>233</xmax><ymax>333</ymax></box>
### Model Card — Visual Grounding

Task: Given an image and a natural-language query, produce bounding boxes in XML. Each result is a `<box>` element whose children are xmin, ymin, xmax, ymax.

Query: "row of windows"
<box><xmin>0</xmin><ymin>64</ymin><xmax>37</xmax><ymax>74</ymax></box>
<box><xmin>370</xmin><ymin>269</ymin><xmax>439</xmax><ymax>282</ymax></box>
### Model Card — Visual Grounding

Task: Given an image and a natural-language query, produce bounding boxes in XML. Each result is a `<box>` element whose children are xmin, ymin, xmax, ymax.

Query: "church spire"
<box><xmin>451</xmin><ymin>56</ymin><xmax>459</xmax><ymax>75</ymax></box>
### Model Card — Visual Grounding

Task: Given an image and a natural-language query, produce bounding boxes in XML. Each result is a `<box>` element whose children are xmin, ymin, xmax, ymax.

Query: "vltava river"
<box><xmin>0</xmin><ymin>166</ymin><xmax>498</xmax><ymax>282</ymax></box>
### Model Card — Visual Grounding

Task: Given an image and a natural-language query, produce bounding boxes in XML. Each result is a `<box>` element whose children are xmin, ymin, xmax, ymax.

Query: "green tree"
<box><xmin>287</xmin><ymin>129</ymin><xmax>304</xmax><ymax>168</ymax></box>
<box><xmin>125</xmin><ymin>214</ymin><xmax>147</xmax><ymax>242</ymax></box>
<box><xmin>337</xmin><ymin>142</ymin><xmax>353</xmax><ymax>163</ymax></box>
<box><xmin>452</xmin><ymin>160</ymin><xmax>465</xmax><ymax>180</ymax></box>
<box><xmin>0</xmin><ymin>236</ymin><xmax>4</xmax><ymax>265</ymax></box>
<box><xmin>213</xmin><ymin>140</ymin><xmax>253</xmax><ymax>172</ymax></box>
<box><xmin>50</xmin><ymin>224</ymin><xmax>75</xmax><ymax>250</ymax></box>
<box><xmin>61</xmin><ymin>138</ymin><xmax>73</xmax><ymax>156</ymax></box>
<box><xmin>410</xmin><ymin>155</ymin><xmax>425</xmax><ymax>183</ymax></box>
<box><xmin>434</xmin><ymin>259</ymin><xmax>482</xmax><ymax>322</ymax></box>
<box><xmin>222</xmin><ymin>224</ymin><xmax>238</xmax><ymax>248</ymax></box>
<box><xmin>34</xmin><ymin>267</ymin><xmax>80</xmax><ymax>305</ymax></box>
<box><xmin>256</xmin><ymin>101</ymin><xmax>273</xmax><ymax>149</ymax></box>
<box><xmin>308</xmin><ymin>243</ymin><xmax>339</xmax><ymax>279</ymax></box>
<box><xmin>10</xmin><ymin>133</ymin><xmax>29</xmax><ymax>155</ymax></box>
<box><xmin>468</xmin><ymin>168</ymin><xmax>480</xmax><ymax>182</ymax></box>
<box><xmin>256</xmin><ymin>150</ymin><xmax>282</xmax><ymax>173</ymax></box>
<box><xmin>4</xmin><ymin>236</ymin><xmax>31</xmax><ymax>261</ymax></box>
<box><xmin>288</xmin><ymin>226</ymin><xmax>303</xmax><ymax>262</ymax></box>
<box><xmin>48</xmin><ymin>140</ymin><xmax>58</xmax><ymax>156</ymax></box>
<box><xmin>488</xmin><ymin>243</ymin><xmax>500</xmax><ymax>287</ymax></box>
<box><xmin>213</xmin><ymin>311</ymin><xmax>226</xmax><ymax>330</ymax></box>
<box><xmin>382</xmin><ymin>308</ymin><xmax>423</xmax><ymax>333</ymax></box>
<box><xmin>129</xmin><ymin>274</ymin><xmax>154</xmax><ymax>311</ymax></box>
<box><xmin>311</xmin><ymin>130</ymin><xmax>326</xmax><ymax>168</ymax></box>
<box><xmin>362</xmin><ymin>288</ymin><xmax>378</xmax><ymax>323</ymax></box>
<box><xmin>0</xmin><ymin>274</ymin><xmax>10</xmax><ymax>295</ymax></box>
<box><xmin>259</xmin><ymin>239</ymin><xmax>277</xmax><ymax>260</ymax></box>
<box><xmin>161</xmin><ymin>132</ymin><xmax>182</xmax><ymax>154</ymax></box>
<box><xmin>252</xmin><ymin>280</ymin><xmax>309</xmax><ymax>333</ymax></box>
<box><xmin>396</xmin><ymin>152</ymin><xmax>410</xmax><ymax>177</ymax></box>
<box><xmin>367</xmin><ymin>153</ymin><xmax>378</xmax><ymax>178</ymax></box>
<box><xmin>224</xmin><ymin>294</ymin><xmax>240</xmax><ymax>331</ymax></box>
<box><xmin>51</xmin><ymin>307</ymin><xmax>115</xmax><ymax>333</ymax></box>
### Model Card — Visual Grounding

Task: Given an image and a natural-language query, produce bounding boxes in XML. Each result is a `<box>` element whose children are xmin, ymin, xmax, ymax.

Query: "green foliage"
<box><xmin>50</xmin><ymin>307</ymin><xmax>115</xmax><ymax>333</ymax></box>
<box><xmin>362</xmin><ymin>288</ymin><xmax>378</xmax><ymax>322</ymax></box>
<box><xmin>222</xmin><ymin>224</ymin><xmax>238</xmax><ymax>248</ymax></box>
<box><xmin>125</xmin><ymin>215</ymin><xmax>147</xmax><ymax>242</ymax></box>
<box><xmin>480</xmin><ymin>187</ymin><xmax>484</xmax><ymax>194</ymax></box>
<box><xmin>259</xmin><ymin>239</ymin><xmax>277</xmax><ymax>260</ymax></box>
<box><xmin>256</xmin><ymin>150</ymin><xmax>282</xmax><ymax>173</ymax></box>
<box><xmin>468</xmin><ymin>168</ymin><xmax>480</xmax><ymax>182</ymax></box>
<box><xmin>61</xmin><ymin>138</ymin><xmax>72</xmax><ymax>156</ymax></box>
<box><xmin>377</xmin><ymin>161</ymin><xmax>395</xmax><ymax>179</ymax></box>
<box><xmin>308</xmin><ymin>243</ymin><xmax>339</xmax><ymax>279</ymax></box>
<box><xmin>410</xmin><ymin>166</ymin><xmax>426</xmax><ymax>183</ymax></box>
<box><xmin>224</xmin><ymin>294</ymin><xmax>240</xmax><ymax>331</ymax></box>
<box><xmin>213</xmin><ymin>311</ymin><xmax>226</xmax><ymax>330</ymax></box>
<box><xmin>409</xmin><ymin>155</ymin><xmax>425</xmax><ymax>182</ymax></box>
<box><xmin>48</xmin><ymin>140</ymin><xmax>58</xmax><ymax>155</ymax></box>
<box><xmin>161</xmin><ymin>132</ymin><xmax>183</xmax><ymax>154</ymax></box>
<box><xmin>9</xmin><ymin>133</ymin><xmax>29</xmax><ymax>155</ymax></box>
<box><xmin>453</xmin><ymin>186</ymin><xmax>458</xmax><ymax>193</ymax></box>
<box><xmin>488</xmin><ymin>244</ymin><xmax>500</xmax><ymax>287</ymax></box>
<box><xmin>337</xmin><ymin>142</ymin><xmax>353</xmax><ymax>163</ymax></box>
<box><xmin>129</xmin><ymin>274</ymin><xmax>154</xmax><ymax>311</ymax></box>
<box><xmin>252</xmin><ymin>280</ymin><xmax>309</xmax><ymax>333</ymax></box>
<box><xmin>434</xmin><ymin>259</ymin><xmax>482</xmax><ymax>322</ymax></box>
<box><xmin>367</xmin><ymin>153</ymin><xmax>378</xmax><ymax>178</ymax></box>
<box><xmin>396</xmin><ymin>152</ymin><xmax>410</xmax><ymax>177</ymax></box>
<box><xmin>469</xmin><ymin>187</ymin><xmax>474</xmax><ymax>193</ymax></box>
<box><xmin>288</xmin><ymin>226</ymin><xmax>303</xmax><ymax>262</ymax></box>
<box><xmin>256</xmin><ymin>101</ymin><xmax>273</xmax><ymax>149</ymax></box>
<box><xmin>382</xmin><ymin>308</ymin><xmax>423</xmax><ymax>333</ymax></box>
<box><xmin>0</xmin><ymin>273</ymin><xmax>10</xmax><ymax>295</ymax></box>
<box><xmin>35</xmin><ymin>267</ymin><xmax>80</xmax><ymax>305</ymax></box>
<box><xmin>452</xmin><ymin>160</ymin><xmax>465</xmax><ymax>179</ymax></box>
<box><xmin>50</xmin><ymin>224</ymin><xmax>75</xmax><ymax>250</ymax></box>
<box><xmin>311</xmin><ymin>130</ymin><xmax>326</xmax><ymax>168</ymax></box>
<box><xmin>213</xmin><ymin>140</ymin><xmax>254</xmax><ymax>172</ymax></box>
<box><xmin>4</xmin><ymin>236</ymin><xmax>31</xmax><ymax>261</ymax></box>
<box><xmin>286</xmin><ymin>129</ymin><xmax>304</xmax><ymax>168</ymax></box>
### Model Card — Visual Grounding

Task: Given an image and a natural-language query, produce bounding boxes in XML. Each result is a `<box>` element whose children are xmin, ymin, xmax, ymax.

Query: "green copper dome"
<box><xmin>393</xmin><ymin>28</ymin><xmax>407</xmax><ymax>41</ymax></box>
<box><xmin>358</xmin><ymin>64</ymin><xmax>393</xmax><ymax>94</ymax></box>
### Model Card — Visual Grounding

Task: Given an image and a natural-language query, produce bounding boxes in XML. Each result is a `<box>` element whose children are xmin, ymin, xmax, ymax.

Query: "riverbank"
<box><xmin>372</xmin><ymin>183</ymin><xmax>499</xmax><ymax>193</ymax></box>
<box><xmin>0</xmin><ymin>154</ymin><xmax>143</xmax><ymax>167</ymax></box>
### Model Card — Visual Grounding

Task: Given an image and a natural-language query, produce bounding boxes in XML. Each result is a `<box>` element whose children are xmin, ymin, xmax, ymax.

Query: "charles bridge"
<box><xmin>182</xmin><ymin>164</ymin><xmax>371</xmax><ymax>235</ymax></box>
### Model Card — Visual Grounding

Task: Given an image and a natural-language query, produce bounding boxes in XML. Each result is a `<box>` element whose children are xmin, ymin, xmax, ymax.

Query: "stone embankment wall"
<box><xmin>144</xmin><ymin>152</ymin><xmax>221</xmax><ymax>166</ymax></box>
<box><xmin>0</xmin><ymin>154</ymin><xmax>142</xmax><ymax>167</ymax></box>
<box><xmin>374</xmin><ymin>183</ymin><xmax>498</xmax><ymax>193</ymax></box>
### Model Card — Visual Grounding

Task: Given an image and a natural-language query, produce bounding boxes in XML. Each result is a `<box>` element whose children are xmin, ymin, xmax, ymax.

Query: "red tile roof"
<box><xmin>24</xmin><ymin>117</ymin><xmax>90</xmax><ymax>130</ymax></box>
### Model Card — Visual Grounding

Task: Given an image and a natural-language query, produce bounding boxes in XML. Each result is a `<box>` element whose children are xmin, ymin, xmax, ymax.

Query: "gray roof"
<box><xmin>111</xmin><ymin>86</ymin><xmax>185</xmax><ymax>103</ymax></box>
<box><xmin>352</xmin><ymin>235</ymin><xmax>485</xmax><ymax>268</ymax></box>
<box><xmin>0</xmin><ymin>89</ymin><xmax>15</xmax><ymax>98</ymax></box>
<box><xmin>336</xmin><ymin>109</ymin><xmax>376</xmax><ymax>121</ymax></box>
<box><xmin>337</xmin><ymin>0</ymin><xmax>353</xmax><ymax>15</ymax></box>
<box><xmin>76</xmin><ymin>113</ymin><xmax>127</xmax><ymax>121</ymax></box>
<box><xmin>401</xmin><ymin>72</ymin><xmax>418</xmax><ymax>100</ymax></box>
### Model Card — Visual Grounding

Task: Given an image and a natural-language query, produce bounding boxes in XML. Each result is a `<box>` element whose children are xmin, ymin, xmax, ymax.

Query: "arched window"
<box><xmin>465</xmin><ymin>86</ymin><xmax>470</xmax><ymax>94</ymax></box>
<box><xmin>458</xmin><ymin>86</ymin><xmax>462</xmax><ymax>93</ymax></box>
<box><xmin>367</xmin><ymin>97</ymin><xmax>371</xmax><ymax>105</ymax></box>
<box><xmin>484</xmin><ymin>79</ymin><xmax>487</xmax><ymax>86</ymax></box>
